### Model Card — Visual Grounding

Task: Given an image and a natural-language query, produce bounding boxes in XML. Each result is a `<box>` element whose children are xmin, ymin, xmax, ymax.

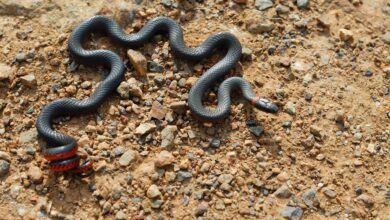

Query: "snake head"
<box><xmin>253</xmin><ymin>98</ymin><xmax>278</xmax><ymax>113</ymax></box>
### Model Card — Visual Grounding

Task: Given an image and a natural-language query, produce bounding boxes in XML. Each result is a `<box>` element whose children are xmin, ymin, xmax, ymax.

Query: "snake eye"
<box><xmin>254</xmin><ymin>98</ymin><xmax>278</xmax><ymax>113</ymax></box>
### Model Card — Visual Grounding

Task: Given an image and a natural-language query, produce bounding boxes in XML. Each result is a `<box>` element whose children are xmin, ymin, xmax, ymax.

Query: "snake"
<box><xmin>35</xmin><ymin>15</ymin><xmax>278</xmax><ymax>175</ymax></box>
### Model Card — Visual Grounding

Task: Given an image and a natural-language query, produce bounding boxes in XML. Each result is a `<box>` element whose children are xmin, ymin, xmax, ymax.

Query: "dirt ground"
<box><xmin>0</xmin><ymin>0</ymin><xmax>389</xmax><ymax>219</ymax></box>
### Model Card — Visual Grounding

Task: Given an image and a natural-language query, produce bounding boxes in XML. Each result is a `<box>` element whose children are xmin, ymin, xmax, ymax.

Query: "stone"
<box><xmin>303</xmin><ymin>74</ymin><xmax>312</xmax><ymax>86</ymax></box>
<box><xmin>115</xmin><ymin>210</ymin><xmax>126</xmax><ymax>220</ymax></box>
<box><xmin>297</xmin><ymin>0</ymin><xmax>309</xmax><ymax>9</ymax></box>
<box><xmin>147</xmin><ymin>184</ymin><xmax>161</xmax><ymax>198</ymax></box>
<box><xmin>273</xmin><ymin>184</ymin><xmax>292</xmax><ymax>198</ymax></box>
<box><xmin>200</xmin><ymin>162</ymin><xmax>211</xmax><ymax>173</ymax></box>
<box><xmin>323</xmin><ymin>188</ymin><xmax>337</xmax><ymax>198</ymax></box>
<box><xmin>215</xmin><ymin>199</ymin><xmax>225</xmax><ymax>210</ymax></box>
<box><xmin>218</xmin><ymin>174</ymin><xmax>234</xmax><ymax>184</ymax></box>
<box><xmin>161</xmin><ymin>0</ymin><xmax>172</xmax><ymax>7</ymax></box>
<box><xmin>127</xmin><ymin>49</ymin><xmax>147</xmax><ymax>76</ymax></box>
<box><xmin>117</xmin><ymin>81</ymin><xmax>131</xmax><ymax>99</ymax></box>
<box><xmin>154</xmin><ymin>150</ymin><xmax>175</xmax><ymax>167</ymax></box>
<box><xmin>19</xmin><ymin>129</ymin><xmax>37</xmax><ymax>144</ymax></box>
<box><xmin>28</xmin><ymin>165</ymin><xmax>43</xmax><ymax>184</ymax></box>
<box><xmin>280</xmin><ymin>206</ymin><xmax>304</xmax><ymax>220</ymax></box>
<box><xmin>149</xmin><ymin>101</ymin><xmax>167</xmax><ymax>120</ymax></box>
<box><xmin>0</xmin><ymin>160</ymin><xmax>10</xmax><ymax>177</ymax></box>
<box><xmin>339</xmin><ymin>29</ymin><xmax>354</xmax><ymax>42</ymax></box>
<box><xmin>169</xmin><ymin>101</ymin><xmax>187</xmax><ymax>113</ymax></box>
<box><xmin>317</xmin><ymin>15</ymin><xmax>331</xmax><ymax>29</ymax></box>
<box><xmin>0</xmin><ymin>63</ymin><xmax>13</xmax><ymax>81</ymax></box>
<box><xmin>291</xmin><ymin>60</ymin><xmax>313</xmax><ymax>72</ymax></box>
<box><xmin>302</xmin><ymin>188</ymin><xmax>319</xmax><ymax>208</ymax></box>
<box><xmin>80</xmin><ymin>81</ymin><xmax>92</xmax><ymax>89</ymax></box>
<box><xmin>382</xmin><ymin>32</ymin><xmax>390</xmax><ymax>44</ymax></box>
<box><xmin>65</xmin><ymin>85</ymin><xmax>77</xmax><ymax>95</ymax></box>
<box><xmin>242</xmin><ymin>48</ymin><xmax>253</xmax><ymax>60</ymax></box>
<box><xmin>20</xmin><ymin>74</ymin><xmax>37</xmax><ymax>88</ymax></box>
<box><xmin>127</xmin><ymin>78</ymin><xmax>143</xmax><ymax>97</ymax></box>
<box><xmin>234</xmin><ymin>0</ymin><xmax>247</xmax><ymax>3</ymax></box>
<box><xmin>247</xmin><ymin>18</ymin><xmax>275</xmax><ymax>34</ymax></box>
<box><xmin>248</xmin><ymin>125</ymin><xmax>264</xmax><ymax>137</ymax></box>
<box><xmin>151</xmin><ymin>200</ymin><xmax>163</xmax><ymax>209</ymax></box>
<box><xmin>119</xmin><ymin>150</ymin><xmax>139</xmax><ymax>166</ymax></box>
<box><xmin>255</xmin><ymin>0</ymin><xmax>273</xmax><ymax>11</ymax></box>
<box><xmin>366</xmin><ymin>143</ymin><xmax>377</xmax><ymax>154</ymax></box>
<box><xmin>176</xmin><ymin>171</ymin><xmax>192</xmax><ymax>182</ymax></box>
<box><xmin>276</xmin><ymin>4</ymin><xmax>289</xmax><ymax>14</ymax></box>
<box><xmin>15</xmin><ymin>52</ymin><xmax>27</xmax><ymax>62</ymax></box>
<box><xmin>147</xmin><ymin>61</ymin><xmax>164</xmax><ymax>73</ymax></box>
<box><xmin>160</xmin><ymin>126</ymin><xmax>176</xmax><ymax>148</ymax></box>
<box><xmin>185</xmin><ymin>77</ymin><xmax>198</xmax><ymax>88</ymax></box>
<box><xmin>319</xmin><ymin>54</ymin><xmax>330</xmax><ymax>66</ymax></box>
<box><xmin>357</xmin><ymin>194</ymin><xmax>374</xmax><ymax>207</ymax></box>
<box><xmin>310</xmin><ymin>125</ymin><xmax>322</xmax><ymax>138</ymax></box>
<box><xmin>195</xmin><ymin>203</ymin><xmax>208</xmax><ymax>216</ymax></box>
<box><xmin>0</xmin><ymin>151</ymin><xmax>11</xmax><ymax>162</ymax></box>
<box><xmin>135</xmin><ymin>123</ymin><xmax>156</xmax><ymax>135</ymax></box>
<box><xmin>285</xmin><ymin>102</ymin><xmax>296</xmax><ymax>115</ymax></box>
<box><xmin>209</xmin><ymin>138</ymin><xmax>221</xmax><ymax>148</ymax></box>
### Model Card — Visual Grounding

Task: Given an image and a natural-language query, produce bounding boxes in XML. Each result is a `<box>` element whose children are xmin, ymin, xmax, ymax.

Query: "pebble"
<box><xmin>161</xmin><ymin>0</ymin><xmax>172</xmax><ymax>7</ymax></box>
<box><xmin>0</xmin><ymin>151</ymin><xmax>11</xmax><ymax>162</ymax></box>
<box><xmin>147</xmin><ymin>61</ymin><xmax>164</xmax><ymax>73</ymax></box>
<box><xmin>151</xmin><ymin>200</ymin><xmax>163</xmax><ymax>209</ymax></box>
<box><xmin>241</xmin><ymin>48</ymin><xmax>253</xmax><ymax>61</ymax></box>
<box><xmin>0</xmin><ymin>63</ymin><xmax>13</xmax><ymax>81</ymax></box>
<box><xmin>147</xmin><ymin>184</ymin><xmax>161</xmax><ymax>198</ymax></box>
<box><xmin>115</xmin><ymin>210</ymin><xmax>126</xmax><ymax>220</ymax></box>
<box><xmin>135</xmin><ymin>122</ymin><xmax>156</xmax><ymax>135</ymax></box>
<box><xmin>310</xmin><ymin>125</ymin><xmax>322</xmax><ymax>138</ymax></box>
<box><xmin>339</xmin><ymin>29</ymin><xmax>354</xmax><ymax>42</ymax></box>
<box><xmin>285</xmin><ymin>102</ymin><xmax>296</xmax><ymax>115</ymax></box>
<box><xmin>154</xmin><ymin>150</ymin><xmax>175</xmax><ymax>167</ymax></box>
<box><xmin>291</xmin><ymin>60</ymin><xmax>313</xmax><ymax>72</ymax></box>
<box><xmin>255</xmin><ymin>0</ymin><xmax>273</xmax><ymax>11</ymax></box>
<box><xmin>169</xmin><ymin>101</ymin><xmax>186</xmax><ymax>113</ymax></box>
<box><xmin>382</xmin><ymin>32</ymin><xmax>390</xmax><ymax>44</ymax></box>
<box><xmin>127</xmin><ymin>49</ymin><xmax>147</xmax><ymax>76</ymax></box>
<box><xmin>273</xmin><ymin>184</ymin><xmax>292</xmax><ymax>198</ymax></box>
<box><xmin>248</xmin><ymin>125</ymin><xmax>264</xmax><ymax>137</ymax></box>
<box><xmin>215</xmin><ymin>199</ymin><xmax>225</xmax><ymax>210</ymax></box>
<box><xmin>357</xmin><ymin>194</ymin><xmax>374</xmax><ymax>207</ymax></box>
<box><xmin>112</xmin><ymin>146</ymin><xmax>125</xmax><ymax>157</ymax></box>
<box><xmin>15</xmin><ymin>52</ymin><xmax>27</xmax><ymax>62</ymax></box>
<box><xmin>209</xmin><ymin>138</ymin><xmax>221</xmax><ymax>148</ymax></box>
<box><xmin>176</xmin><ymin>171</ymin><xmax>192</xmax><ymax>182</ymax></box>
<box><xmin>247</xmin><ymin>18</ymin><xmax>275</xmax><ymax>34</ymax></box>
<box><xmin>296</xmin><ymin>0</ymin><xmax>309</xmax><ymax>9</ymax></box>
<box><xmin>119</xmin><ymin>150</ymin><xmax>139</xmax><ymax>166</ymax></box>
<box><xmin>276</xmin><ymin>4</ymin><xmax>290</xmax><ymax>14</ymax></box>
<box><xmin>28</xmin><ymin>165</ymin><xmax>43</xmax><ymax>184</ymax></box>
<box><xmin>302</xmin><ymin>188</ymin><xmax>319</xmax><ymax>208</ymax></box>
<box><xmin>19</xmin><ymin>129</ymin><xmax>38</xmax><ymax>144</ymax></box>
<box><xmin>323</xmin><ymin>188</ymin><xmax>337</xmax><ymax>198</ymax></box>
<box><xmin>20</xmin><ymin>74</ymin><xmax>37</xmax><ymax>88</ymax></box>
<box><xmin>80</xmin><ymin>81</ymin><xmax>92</xmax><ymax>89</ymax></box>
<box><xmin>218</xmin><ymin>174</ymin><xmax>234</xmax><ymax>184</ymax></box>
<box><xmin>0</xmin><ymin>160</ymin><xmax>10</xmax><ymax>177</ymax></box>
<box><xmin>149</xmin><ymin>101</ymin><xmax>167</xmax><ymax>120</ymax></box>
<box><xmin>160</xmin><ymin>126</ymin><xmax>175</xmax><ymax>148</ymax></box>
<box><xmin>280</xmin><ymin>206</ymin><xmax>304</xmax><ymax>220</ymax></box>
<box><xmin>195</xmin><ymin>203</ymin><xmax>208</xmax><ymax>216</ymax></box>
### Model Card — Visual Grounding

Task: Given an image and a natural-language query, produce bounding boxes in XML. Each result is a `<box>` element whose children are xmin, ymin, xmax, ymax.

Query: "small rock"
<box><xmin>241</xmin><ymin>48</ymin><xmax>253</xmax><ymax>60</ymax></box>
<box><xmin>209</xmin><ymin>138</ymin><xmax>221</xmax><ymax>148</ymax></box>
<box><xmin>147</xmin><ymin>184</ymin><xmax>161</xmax><ymax>198</ymax></box>
<box><xmin>65</xmin><ymin>85</ymin><xmax>77</xmax><ymax>95</ymax></box>
<box><xmin>112</xmin><ymin>146</ymin><xmax>125</xmax><ymax>157</ymax></box>
<box><xmin>151</xmin><ymin>200</ymin><xmax>163</xmax><ymax>209</ymax></box>
<box><xmin>316</xmin><ymin>154</ymin><xmax>325</xmax><ymax>161</ymax></box>
<box><xmin>218</xmin><ymin>174</ymin><xmax>234</xmax><ymax>184</ymax></box>
<box><xmin>160</xmin><ymin>126</ymin><xmax>176</xmax><ymax>148</ymax></box>
<box><xmin>339</xmin><ymin>29</ymin><xmax>354</xmax><ymax>42</ymax></box>
<box><xmin>149</xmin><ymin>101</ymin><xmax>167</xmax><ymax>120</ymax></box>
<box><xmin>176</xmin><ymin>171</ymin><xmax>192</xmax><ymax>182</ymax></box>
<box><xmin>247</xmin><ymin>18</ymin><xmax>275</xmax><ymax>34</ymax></box>
<box><xmin>319</xmin><ymin>54</ymin><xmax>330</xmax><ymax>66</ymax></box>
<box><xmin>127</xmin><ymin>49</ymin><xmax>147</xmax><ymax>76</ymax></box>
<box><xmin>276</xmin><ymin>4</ymin><xmax>290</xmax><ymax>14</ymax></box>
<box><xmin>117</xmin><ymin>81</ymin><xmax>131</xmax><ymax>99</ymax></box>
<box><xmin>303</xmin><ymin>74</ymin><xmax>312</xmax><ymax>86</ymax></box>
<box><xmin>20</xmin><ymin>74</ymin><xmax>37</xmax><ymax>88</ymax></box>
<box><xmin>273</xmin><ymin>184</ymin><xmax>292</xmax><ymax>198</ymax></box>
<box><xmin>128</xmin><ymin>78</ymin><xmax>143</xmax><ymax>97</ymax></box>
<box><xmin>195</xmin><ymin>203</ymin><xmax>208</xmax><ymax>216</ymax></box>
<box><xmin>147</xmin><ymin>61</ymin><xmax>164</xmax><ymax>73</ymax></box>
<box><xmin>28</xmin><ymin>165</ymin><xmax>43</xmax><ymax>184</ymax></box>
<box><xmin>185</xmin><ymin>77</ymin><xmax>198</xmax><ymax>88</ymax></box>
<box><xmin>317</xmin><ymin>15</ymin><xmax>331</xmax><ymax>29</ymax></box>
<box><xmin>382</xmin><ymin>32</ymin><xmax>390</xmax><ymax>44</ymax></box>
<box><xmin>115</xmin><ymin>210</ymin><xmax>126</xmax><ymax>220</ymax></box>
<box><xmin>0</xmin><ymin>160</ymin><xmax>10</xmax><ymax>177</ymax></box>
<box><xmin>0</xmin><ymin>63</ymin><xmax>13</xmax><ymax>81</ymax></box>
<box><xmin>296</xmin><ymin>0</ymin><xmax>309</xmax><ymax>9</ymax></box>
<box><xmin>200</xmin><ymin>162</ymin><xmax>211</xmax><ymax>173</ymax></box>
<box><xmin>323</xmin><ymin>188</ymin><xmax>337</xmax><ymax>198</ymax></box>
<box><xmin>285</xmin><ymin>102</ymin><xmax>296</xmax><ymax>115</ymax></box>
<box><xmin>215</xmin><ymin>199</ymin><xmax>225</xmax><ymax>210</ymax></box>
<box><xmin>80</xmin><ymin>81</ymin><xmax>92</xmax><ymax>89</ymax></box>
<box><xmin>160</xmin><ymin>0</ymin><xmax>172</xmax><ymax>7</ymax></box>
<box><xmin>19</xmin><ymin>129</ymin><xmax>37</xmax><ymax>144</ymax></box>
<box><xmin>366</xmin><ymin>143</ymin><xmax>377</xmax><ymax>154</ymax></box>
<box><xmin>15</xmin><ymin>53</ymin><xmax>27</xmax><ymax>62</ymax></box>
<box><xmin>154</xmin><ymin>150</ymin><xmax>175</xmax><ymax>167</ymax></box>
<box><xmin>119</xmin><ymin>150</ymin><xmax>139</xmax><ymax>166</ymax></box>
<box><xmin>310</xmin><ymin>125</ymin><xmax>322</xmax><ymax>138</ymax></box>
<box><xmin>302</xmin><ymin>188</ymin><xmax>319</xmax><ymax>208</ymax></box>
<box><xmin>281</xmin><ymin>206</ymin><xmax>304</xmax><ymax>220</ymax></box>
<box><xmin>249</xmin><ymin>125</ymin><xmax>264</xmax><ymax>137</ymax></box>
<box><xmin>0</xmin><ymin>151</ymin><xmax>11</xmax><ymax>162</ymax></box>
<box><xmin>357</xmin><ymin>194</ymin><xmax>374</xmax><ymax>207</ymax></box>
<box><xmin>135</xmin><ymin>123</ymin><xmax>156</xmax><ymax>135</ymax></box>
<box><xmin>291</xmin><ymin>60</ymin><xmax>313</xmax><ymax>72</ymax></box>
<box><xmin>255</xmin><ymin>0</ymin><xmax>273</xmax><ymax>11</ymax></box>
<box><xmin>169</xmin><ymin>101</ymin><xmax>187</xmax><ymax>113</ymax></box>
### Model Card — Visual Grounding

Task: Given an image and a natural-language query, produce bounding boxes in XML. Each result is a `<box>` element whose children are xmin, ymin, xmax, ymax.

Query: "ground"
<box><xmin>0</xmin><ymin>0</ymin><xmax>389</xmax><ymax>219</ymax></box>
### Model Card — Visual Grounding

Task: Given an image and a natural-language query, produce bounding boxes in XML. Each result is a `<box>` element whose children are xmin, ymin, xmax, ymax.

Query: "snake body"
<box><xmin>36</xmin><ymin>16</ymin><xmax>278</xmax><ymax>174</ymax></box>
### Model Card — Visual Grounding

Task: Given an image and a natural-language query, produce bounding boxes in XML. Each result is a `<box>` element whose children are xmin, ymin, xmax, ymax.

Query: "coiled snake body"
<box><xmin>36</xmin><ymin>16</ymin><xmax>278</xmax><ymax>174</ymax></box>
